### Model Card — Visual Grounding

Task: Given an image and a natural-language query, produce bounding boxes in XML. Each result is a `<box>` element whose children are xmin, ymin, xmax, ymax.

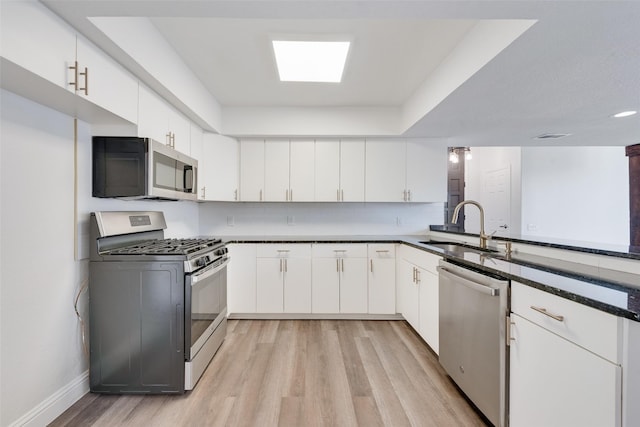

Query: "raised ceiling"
<box><xmin>42</xmin><ymin>0</ymin><xmax>640</xmax><ymax>146</ymax></box>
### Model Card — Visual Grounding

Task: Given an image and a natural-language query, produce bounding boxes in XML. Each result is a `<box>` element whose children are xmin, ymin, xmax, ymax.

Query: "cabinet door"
<box><xmin>340</xmin><ymin>258</ymin><xmax>368</xmax><ymax>313</ymax></box>
<box><xmin>76</xmin><ymin>34</ymin><xmax>139</xmax><ymax>124</ymax></box>
<box><xmin>340</xmin><ymin>139</ymin><xmax>365</xmax><ymax>202</ymax></box>
<box><xmin>138</xmin><ymin>84</ymin><xmax>172</xmax><ymax>144</ymax></box>
<box><xmin>239</xmin><ymin>139</ymin><xmax>264</xmax><ymax>201</ymax></box>
<box><xmin>283</xmin><ymin>258</ymin><xmax>312</xmax><ymax>313</ymax></box>
<box><xmin>256</xmin><ymin>258</ymin><xmax>284</xmax><ymax>313</ymax></box>
<box><xmin>227</xmin><ymin>244</ymin><xmax>257</xmax><ymax>314</ymax></box>
<box><xmin>289</xmin><ymin>140</ymin><xmax>315</xmax><ymax>202</ymax></box>
<box><xmin>311</xmin><ymin>258</ymin><xmax>340</xmax><ymax>313</ymax></box>
<box><xmin>190</xmin><ymin>124</ymin><xmax>203</xmax><ymax>162</ymax></box>
<box><xmin>510</xmin><ymin>314</ymin><xmax>622</xmax><ymax>427</ymax></box>
<box><xmin>202</xmin><ymin>134</ymin><xmax>239</xmax><ymax>201</ymax></box>
<box><xmin>418</xmin><ymin>268</ymin><xmax>439</xmax><ymax>354</ymax></box>
<box><xmin>365</xmin><ymin>140</ymin><xmax>406</xmax><ymax>202</ymax></box>
<box><xmin>397</xmin><ymin>259</ymin><xmax>420</xmax><ymax>330</ymax></box>
<box><xmin>264</xmin><ymin>140</ymin><xmax>290</xmax><ymax>201</ymax></box>
<box><xmin>368</xmin><ymin>245</ymin><xmax>396</xmax><ymax>314</ymax></box>
<box><xmin>1</xmin><ymin>1</ymin><xmax>76</xmax><ymax>91</ymax></box>
<box><xmin>315</xmin><ymin>140</ymin><xmax>340</xmax><ymax>201</ymax></box>
<box><xmin>167</xmin><ymin>108</ymin><xmax>191</xmax><ymax>155</ymax></box>
<box><xmin>406</xmin><ymin>141</ymin><xmax>447</xmax><ymax>202</ymax></box>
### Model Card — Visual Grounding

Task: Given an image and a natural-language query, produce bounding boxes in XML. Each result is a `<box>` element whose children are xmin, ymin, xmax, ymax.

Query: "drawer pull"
<box><xmin>531</xmin><ymin>306</ymin><xmax>565</xmax><ymax>322</ymax></box>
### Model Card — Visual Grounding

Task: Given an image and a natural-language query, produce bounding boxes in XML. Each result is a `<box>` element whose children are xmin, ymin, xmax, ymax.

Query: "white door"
<box><xmin>138</xmin><ymin>84</ymin><xmax>171</xmax><ymax>145</ymax></box>
<box><xmin>311</xmin><ymin>257</ymin><xmax>341</xmax><ymax>313</ymax></box>
<box><xmin>340</xmin><ymin>258</ymin><xmax>368</xmax><ymax>313</ymax></box>
<box><xmin>289</xmin><ymin>140</ymin><xmax>315</xmax><ymax>202</ymax></box>
<box><xmin>264</xmin><ymin>139</ymin><xmax>290</xmax><ymax>201</ymax></box>
<box><xmin>482</xmin><ymin>166</ymin><xmax>511</xmax><ymax>236</ymax></box>
<box><xmin>227</xmin><ymin>244</ymin><xmax>257</xmax><ymax>314</ymax></box>
<box><xmin>510</xmin><ymin>313</ymin><xmax>622</xmax><ymax>427</ymax></box>
<box><xmin>256</xmin><ymin>258</ymin><xmax>283</xmax><ymax>313</ymax></box>
<box><xmin>283</xmin><ymin>258</ymin><xmax>312</xmax><ymax>313</ymax></box>
<box><xmin>239</xmin><ymin>139</ymin><xmax>264</xmax><ymax>201</ymax></box>
<box><xmin>315</xmin><ymin>140</ymin><xmax>340</xmax><ymax>201</ymax></box>
<box><xmin>340</xmin><ymin>139</ymin><xmax>366</xmax><ymax>202</ymax></box>
<box><xmin>397</xmin><ymin>260</ymin><xmax>420</xmax><ymax>330</ymax></box>
<box><xmin>418</xmin><ymin>268</ymin><xmax>439</xmax><ymax>354</ymax></box>
<box><xmin>365</xmin><ymin>140</ymin><xmax>406</xmax><ymax>202</ymax></box>
<box><xmin>202</xmin><ymin>134</ymin><xmax>239</xmax><ymax>201</ymax></box>
<box><xmin>167</xmin><ymin>107</ymin><xmax>191</xmax><ymax>154</ymax></box>
<box><xmin>368</xmin><ymin>256</ymin><xmax>396</xmax><ymax>314</ymax></box>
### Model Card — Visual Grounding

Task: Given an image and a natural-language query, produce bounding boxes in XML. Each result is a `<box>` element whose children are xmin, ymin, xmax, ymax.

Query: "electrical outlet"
<box><xmin>287</xmin><ymin>215</ymin><xmax>295</xmax><ymax>226</ymax></box>
<box><xmin>227</xmin><ymin>216</ymin><xmax>235</xmax><ymax>227</ymax></box>
<box><xmin>396</xmin><ymin>216</ymin><xmax>402</xmax><ymax>226</ymax></box>
<box><xmin>527</xmin><ymin>223</ymin><xmax>537</xmax><ymax>232</ymax></box>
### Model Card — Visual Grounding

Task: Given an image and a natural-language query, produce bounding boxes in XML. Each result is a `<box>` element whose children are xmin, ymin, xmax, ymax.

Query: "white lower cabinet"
<box><xmin>368</xmin><ymin>244</ymin><xmax>396</xmax><ymax>314</ymax></box>
<box><xmin>509</xmin><ymin>281</ymin><xmax>622</xmax><ymax>427</ymax></box>
<box><xmin>396</xmin><ymin>245</ymin><xmax>441</xmax><ymax>354</ymax></box>
<box><xmin>256</xmin><ymin>244</ymin><xmax>311</xmax><ymax>313</ymax></box>
<box><xmin>311</xmin><ymin>244</ymin><xmax>368</xmax><ymax>314</ymax></box>
<box><xmin>227</xmin><ymin>244</ymin><xmax>257</xmax><ymax>314</ymax></box>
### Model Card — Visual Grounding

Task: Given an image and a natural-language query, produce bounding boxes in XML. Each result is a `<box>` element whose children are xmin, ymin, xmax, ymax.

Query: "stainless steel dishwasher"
<box><xmin>438</xmin><ymin>260</ymin><xmax>510</xmax><ymax>427</ymax></box>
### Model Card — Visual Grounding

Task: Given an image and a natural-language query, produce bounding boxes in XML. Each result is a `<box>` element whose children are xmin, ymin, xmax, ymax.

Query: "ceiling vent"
<box><xmin>534</xmin><ymin>133</ymin><xmax>572</xmax><ymax>140</ymax></box>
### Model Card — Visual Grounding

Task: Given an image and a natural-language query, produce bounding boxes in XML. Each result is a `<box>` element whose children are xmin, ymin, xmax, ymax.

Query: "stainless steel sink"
<box><xmin>419</xmin><ymin>241</ymin><xmax>498</xmax><ymax>254</ymax></box>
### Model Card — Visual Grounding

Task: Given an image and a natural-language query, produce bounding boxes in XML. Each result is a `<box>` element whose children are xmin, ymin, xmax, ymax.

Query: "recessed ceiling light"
<box><xmin>613</xmin><ymin>110</ymin><xmax>637</xmax><ymax>118</ymax></box>
<box><xmin>272</xmin><ymin>40</ymin><xmax>350</xmax><ymax>83</ymax></box>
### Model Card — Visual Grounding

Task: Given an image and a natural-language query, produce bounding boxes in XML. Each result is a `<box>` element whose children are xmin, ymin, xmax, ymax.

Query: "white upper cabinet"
<box><xmin>75</xmin><ymin>34</ymin><xmax>138</xmax><ymax>124</ymax></box>
<box><xmin>1</xmin><ymin>1</ymin><xmax>137</xmax><ymax>124</ymax></box>
<box><xmin>314</xmin><ymin>140</ymin><xmax>341</xmax><ymax>201</ymax></box>
<box><xmin>239</xmin><ymin>139</ymin><xmax>265</xmax><ymax>201</ymax></box>
<box><xmin>138</xmin><ymin>84</ymin><xmax>191</xmax><ymax>153</ymax></box>
<box><xmin>1</xmin><ymin>1</ymin><xmax>76</xmax><ymax>91</ymax></box>
<box><xmin>190</xmin><ymin>124</ymin><xmax>204</xmax><ymax>163</ymax></box>
<box><xmin>315</xmin><ymin>139</ymin><xmax>365</xmax><ymax>202</ymax></box>
<box><xmin>365</xmin><ymin>139</ymin><xmax>446</xmax><ymax>202</ymax></box>
<box><xmin>340</xmin><ymin>139</ymin><xmax>366</xmax><ymax>202</ymax></box>
<box><xmin>365</xmin><ymin>139</ymin><xmax>407</xmax><ymax>202</ymax></box>
<box><xmin>289</xmin><ymin>140</ymin><xmax>315</xmax><ymax>202</ymax></box>
<box><xmin>200</xmin><ymin>133</ymin><xmax>239</xmax><ymax>201</ymax></box>
<box><xmin>264</xmin><ymin>139</ymin><xmax>290</xmax><ymax>202</ymax></box>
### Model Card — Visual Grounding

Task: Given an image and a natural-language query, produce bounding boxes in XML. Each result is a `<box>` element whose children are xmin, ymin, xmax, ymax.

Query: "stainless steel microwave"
<box><xmin>92</xmin><ymin>136</ymin><xmax>198</xmax><ymax>201</ymax></box>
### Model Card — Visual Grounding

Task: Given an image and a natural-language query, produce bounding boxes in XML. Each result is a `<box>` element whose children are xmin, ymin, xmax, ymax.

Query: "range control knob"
<box><xmin>195</xmin><ymin>256</ymin><xmax>209</xmax><ymax>267</ymax></box>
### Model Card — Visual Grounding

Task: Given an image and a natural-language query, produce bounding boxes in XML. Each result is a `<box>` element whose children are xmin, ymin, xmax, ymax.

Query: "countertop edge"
<box><xmin>223</xmin><ymin>235</ymin><xmax>640</xmax><ymax>322</ymax></box>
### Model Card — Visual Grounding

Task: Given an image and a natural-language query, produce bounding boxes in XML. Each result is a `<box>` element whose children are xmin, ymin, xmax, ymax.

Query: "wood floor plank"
<box><xmin>50</xmin><ymin>320</ymin><xmax>487</xmax><ymax>427</ymax></box>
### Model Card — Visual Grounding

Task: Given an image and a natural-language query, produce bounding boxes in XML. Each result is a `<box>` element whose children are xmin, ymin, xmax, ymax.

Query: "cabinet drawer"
<box><xmin>511</xmin><ymin>281</ymin><xmax>622</xmax><ymax>363</ymax></box>
<box><xmin>399</xmin><ymin>244</ymin><xmax>441</xmax><ymax>275</ymax></box>
<box><xmin>368</xmin><ymin>244</ymin><xmax>396</xmax><ymax>258</ymax></box>
<box><xmin>256</xmin><ymin>244</ymin><xmax>311</xmax><ymax>258</ymax></box>
<box><xmin>312</xmin><ymin>244</ymin><xmax>367</xmax><ymax>258</ymax></box>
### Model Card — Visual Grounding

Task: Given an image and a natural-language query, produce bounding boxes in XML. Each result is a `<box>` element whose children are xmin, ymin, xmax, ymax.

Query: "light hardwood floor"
<box><xmin>50</xmin><ymin>320</ymin><xmax>488</xmax><ymax>426</ymax></box>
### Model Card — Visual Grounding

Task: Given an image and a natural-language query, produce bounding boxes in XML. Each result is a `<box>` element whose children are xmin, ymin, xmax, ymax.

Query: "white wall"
<box><xmin>199</xmin><ymin>202</ymin><xmax>444</xmax><ymax>236</ymax></box>
<box><xmin>464</xmin><ymin>146</ymin><xmax>522</xmax><ymax>237</ymax></box>
<box><xmin>0</xmin><ymin>90</ymin><xmax>199</xmax><ymax>427</ymax></box>
<box><xmin>521</xmin><ymin>146</ymin><xmax>629</xmax><ymax>245</ymax></box>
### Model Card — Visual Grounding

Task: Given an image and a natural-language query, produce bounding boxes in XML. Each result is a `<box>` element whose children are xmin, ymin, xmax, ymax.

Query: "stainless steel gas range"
<box><xmin>89</xmin><ymin>211</ymin><xmax>228</xmax><ymax>393</ymax></box>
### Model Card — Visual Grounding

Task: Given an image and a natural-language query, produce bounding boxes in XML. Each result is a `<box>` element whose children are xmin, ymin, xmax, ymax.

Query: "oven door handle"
<box><xmin>191</xmin><ymin>257</ymin><xmax>230</xmax><ymax>284</ymax></box>
<box><xmin>437</xmin><ymin>266</ymin><xmax>500</xmax><ymax>296</ymax></box>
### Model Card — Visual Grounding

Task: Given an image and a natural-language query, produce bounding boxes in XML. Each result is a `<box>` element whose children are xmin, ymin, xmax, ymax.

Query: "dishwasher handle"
<box><xmin>437</xmin><ymin>266</ymin><xmax>500</xmax><ymax>296</ymax></box>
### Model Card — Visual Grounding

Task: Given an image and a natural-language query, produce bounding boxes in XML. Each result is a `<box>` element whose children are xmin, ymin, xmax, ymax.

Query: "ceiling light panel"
<box><xmin>272</xmin><ymin>40</ymin><xmax>350</xmax><ymax>83</ymax></box>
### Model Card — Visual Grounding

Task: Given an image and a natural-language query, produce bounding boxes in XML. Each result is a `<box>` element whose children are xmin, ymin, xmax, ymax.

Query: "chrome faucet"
<box><xmin>451</xmin><ymin>200</ymin><xmax>492</xmax><ymax>249</ymax></box>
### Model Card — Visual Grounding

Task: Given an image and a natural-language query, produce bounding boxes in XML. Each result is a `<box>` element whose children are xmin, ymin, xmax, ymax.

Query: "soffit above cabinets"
<box><xmin>41</xmin><ymin>1</ymin><xmax>640</xmax><ymax>146</ymax></box>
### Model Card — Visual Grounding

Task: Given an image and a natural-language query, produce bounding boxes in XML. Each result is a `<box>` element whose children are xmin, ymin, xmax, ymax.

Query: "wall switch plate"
<box><xmin>527</xmin><ymin>223</ymin><xmax>538</xmax><ymax>232</ymax></box>
<box><xmin>396</xmin><ymin>217</ymin><xmax>402</xmax><ymax>226</ymax></box>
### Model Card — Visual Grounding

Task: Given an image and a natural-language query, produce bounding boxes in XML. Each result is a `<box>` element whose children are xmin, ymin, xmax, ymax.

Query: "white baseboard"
<box><xmin>8</xmin><ymin>371</ymin><xmax>89</xmax><ymax>427</ymax></box>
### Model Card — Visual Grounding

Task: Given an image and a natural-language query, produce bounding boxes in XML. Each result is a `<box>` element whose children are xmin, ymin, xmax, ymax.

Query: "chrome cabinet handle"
<box><xmin>234</xmin><ymin>189</ymin><xmax>238</xmax><ymax>201</ymax></box>
<box><xmin>416</xmin><ymin>269</ymin><xmax>420</xmax><ymax>284</ymax></box>
<box><xmin>341</xmin><ymin>189</ymin><xmax>344</xmax><ymax>201</ymax></box>
<box><xmin>200</xmin><ymin>187</ymin><xmax>206</xmax><ymax>199</ymax></box>
<box><xmin>337</xmin><ymin>189</ymin><xmax>340</xmax><ymax>201</ymax></box>
<box><xmin>336</xmin><ymin>258</ymin><xmax>340</xmax><ymax>272</ymax></box>
<box><xmin>260</xmin><ymin>189</ymin><xmax>263</xmax><ymax>201</ymax></box>
<box><xmin>407</xmin><ymin>189</ymin><xmax>411</xmax><ymax>201</ymax></box>
<box><xmin>284</xmin><ymin>259</ymin><xmax>287</xmax><ymax>273</ymax></box>
<box><xmin>370</xmin><ymin>259</ymin><xmax>373</xmax><ymax>273</ymax></box>
<box><xmin>403</xmin><ymin>190</ymin><xmax>407</xmax><ymax>202</ymax></box>
<box><xmin>530</xmin><ymin>306</ymin><xmax>564</xmax><ymax>322</ymax></box>
<box><xmin>412</xmin><ymin>267</ymin><xmax>416</xmax><ymax>283</ymax></box>
<box><xmin>341</xmin><ymin>258</ymin><xmax>344</xmax><ymax>272</ymax></box>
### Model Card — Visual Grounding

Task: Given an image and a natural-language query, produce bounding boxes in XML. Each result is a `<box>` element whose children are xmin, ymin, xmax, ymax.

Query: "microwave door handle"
<box><xmin>184</xmin><ymin>165</ymin><xmax>193</xmax><ymax>192</ymax></box>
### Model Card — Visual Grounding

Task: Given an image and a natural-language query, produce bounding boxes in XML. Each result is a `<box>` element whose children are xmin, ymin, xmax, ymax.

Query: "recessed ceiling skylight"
<box><xmin>272</xmin><ymin>40</ymin><xmax>350</xmax><ymax>83</ymax></box>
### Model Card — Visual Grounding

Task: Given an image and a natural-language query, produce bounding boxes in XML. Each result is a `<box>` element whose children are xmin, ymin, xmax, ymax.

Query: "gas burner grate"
<box><xmin>108</xmin><ymin>238</ymin><xmax>222</xmax><ymax>256</ymax></box>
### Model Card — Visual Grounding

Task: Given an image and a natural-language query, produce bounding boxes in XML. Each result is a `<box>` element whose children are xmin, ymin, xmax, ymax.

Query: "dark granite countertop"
<box><xmin>222</xmin><ymin>234</ymin><xmax>640</xmax><ymax>322</ymax></box>
<box><xmin>430</xmin><ymin>225</ymin><xmax>640</xmax><ymax>261</ymax></box>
